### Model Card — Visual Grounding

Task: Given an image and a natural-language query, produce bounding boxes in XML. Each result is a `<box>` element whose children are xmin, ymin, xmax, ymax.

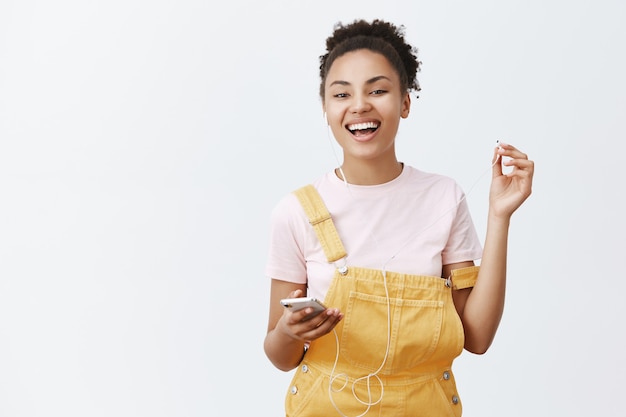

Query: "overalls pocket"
<box><xmin>340</xmin><ymin>291</ymin><xmax>444</xmax><ymax>374</ymax></box>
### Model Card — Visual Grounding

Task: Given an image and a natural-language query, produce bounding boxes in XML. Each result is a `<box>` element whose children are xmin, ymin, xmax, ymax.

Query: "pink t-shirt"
<box><xmin>265</xmin><ymin>166</ymin><xmax>483</xmax><ymax>301</ymax></box>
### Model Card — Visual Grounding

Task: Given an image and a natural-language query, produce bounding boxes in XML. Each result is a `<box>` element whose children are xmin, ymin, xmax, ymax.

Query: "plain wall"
<box><xmin>1</xmin><ymin>0</ymin><xmax>625</xmax><ymax>416</ymax></box>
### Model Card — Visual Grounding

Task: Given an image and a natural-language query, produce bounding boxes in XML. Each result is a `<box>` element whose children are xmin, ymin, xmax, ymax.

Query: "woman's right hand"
<box><xmin>264</xmin><ymin>282</ymin><xmax>343</xmax><ymax>371</ymax></box>
<box><xmin>276</xmin><ymin>289</ymin><xmax>344</xmax><ymax>343</ymax></box>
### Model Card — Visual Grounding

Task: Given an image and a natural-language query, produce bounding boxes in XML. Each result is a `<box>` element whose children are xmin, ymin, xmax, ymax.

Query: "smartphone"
<box><xmin>280</xmin><ymin>297</ymin><xmax>327</xmax><ymax>320</ymax></box>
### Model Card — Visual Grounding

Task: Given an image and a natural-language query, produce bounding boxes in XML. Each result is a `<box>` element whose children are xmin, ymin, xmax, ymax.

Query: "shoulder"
<box><xmin>401</xmin><ymin>165</ymin><xmax>464</xmax><ymax>195</ymax></box>
<box><xmin>269</xmin><ymin>173</ymin><xmax>332</xmax><ymax>225</ymax></box>
<box><xmin>270</xmin><ymin>191</ymin><xmax>304</xmax><ymax>225</ymax></box>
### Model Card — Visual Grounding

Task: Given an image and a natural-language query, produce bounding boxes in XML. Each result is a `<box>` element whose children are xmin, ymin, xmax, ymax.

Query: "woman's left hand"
<box><xmin>489</xmin><ymin>143</ymin><xmax>534</xmax><ymax>218</ymax></box>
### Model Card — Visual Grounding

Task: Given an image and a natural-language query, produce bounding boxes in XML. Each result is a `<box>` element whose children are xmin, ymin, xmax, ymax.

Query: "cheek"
<box><xmin>325</xmin><ymin>107</ymin><xmax>344</xmax><ymax>126</ymax></box>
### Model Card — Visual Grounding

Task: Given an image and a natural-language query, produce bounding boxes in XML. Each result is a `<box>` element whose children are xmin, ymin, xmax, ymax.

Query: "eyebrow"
<box><xmin>329</xmin><ymin>75</ymin><xmax>392</xmax><ymax>87</ymax></box>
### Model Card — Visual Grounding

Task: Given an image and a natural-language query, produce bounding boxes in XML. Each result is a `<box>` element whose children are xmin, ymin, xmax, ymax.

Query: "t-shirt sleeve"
<box><xmin>264</xmin><ymin>193</ymin><xmax>308</xmax><ymax>284</ymax></box>
<box><xmin>441</xmin><ymin>185</ymin><xmax>483</xmax><ymax>265</ymax></box>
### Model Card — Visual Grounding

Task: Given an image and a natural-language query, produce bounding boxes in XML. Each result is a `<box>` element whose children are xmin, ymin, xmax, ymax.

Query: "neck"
<box><xmin>335</xmin><ymin>159</ymin><xmax>404</xmax><ymax>185</ymax></box>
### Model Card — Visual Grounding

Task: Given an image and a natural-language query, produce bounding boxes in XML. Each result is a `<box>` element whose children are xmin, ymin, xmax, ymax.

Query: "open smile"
<box><xmin>346</xmin><ymin>121</ymin><xmax>380</xmax><ymax>138</ymax></box>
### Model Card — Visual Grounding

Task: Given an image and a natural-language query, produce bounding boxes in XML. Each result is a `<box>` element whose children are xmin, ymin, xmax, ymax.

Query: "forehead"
<box><xmin>326</xmin><ymin>49</ymin><xmax>398</xmax><ymax>85</ymax></box>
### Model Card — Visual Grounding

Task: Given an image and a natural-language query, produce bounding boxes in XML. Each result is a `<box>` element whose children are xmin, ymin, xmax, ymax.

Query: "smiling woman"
<box><xmin>262</xmin><ymin>18</ymin><xmax>534</xmax><ymax>417</ymax></box>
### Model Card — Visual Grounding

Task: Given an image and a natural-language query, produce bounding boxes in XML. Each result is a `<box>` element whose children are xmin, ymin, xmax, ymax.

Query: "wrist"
<box><xmin>487</xmin><ymin>209</ymin><xmax>512</xmax><ymax>228</ymax></box>
<box><xmin>265</xmin><ymin>328</ymin><xmax>306</xmax><ymax>372</ymax></box>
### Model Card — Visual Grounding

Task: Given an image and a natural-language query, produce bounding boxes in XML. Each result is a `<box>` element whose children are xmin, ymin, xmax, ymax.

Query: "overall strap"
<box><xmin>293</xmin><ymin>185</ymin><xmax>347</xmax><ymax>264</ymax></box>
<box><xmin>447</xmin><ymin>265</ymin><xmax>480</xmax><ymax>290</ymax></box>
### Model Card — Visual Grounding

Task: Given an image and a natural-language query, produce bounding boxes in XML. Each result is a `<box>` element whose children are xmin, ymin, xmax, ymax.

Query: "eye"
<box><xmin>371</xmin><ymin>89</ymin><xmax>387</xmax><ymax>95</ymax></box>
<box><xmin>333</xmin><ymin>92</ymin><xmax>349</xmax><ymax>98</ymax></box>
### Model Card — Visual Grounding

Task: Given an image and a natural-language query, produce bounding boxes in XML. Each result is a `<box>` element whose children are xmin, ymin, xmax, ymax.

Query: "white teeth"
<box><xmin>348</xmin><ymin>122</ymin><xmax>379</xmax><ymax>131</ymax></box>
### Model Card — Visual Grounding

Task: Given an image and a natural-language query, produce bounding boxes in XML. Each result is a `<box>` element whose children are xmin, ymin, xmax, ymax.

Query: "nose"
<box><xmin>349</xmin><ymin>93</ymin><xmax>372</xmax><ymax>114</ymax></box>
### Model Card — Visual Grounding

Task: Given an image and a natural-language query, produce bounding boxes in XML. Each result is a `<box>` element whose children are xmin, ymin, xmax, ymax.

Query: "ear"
<box><xmin>401</xmin><ymin>93</ymin><xmax>411</xmax><ymax>119</ymax></box>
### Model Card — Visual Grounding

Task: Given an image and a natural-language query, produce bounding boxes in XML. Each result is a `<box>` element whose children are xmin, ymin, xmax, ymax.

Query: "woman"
<box><xmin>264</xmin><ymin>19</ymin><xmax>534</xmax><ymax>416</ymax></box>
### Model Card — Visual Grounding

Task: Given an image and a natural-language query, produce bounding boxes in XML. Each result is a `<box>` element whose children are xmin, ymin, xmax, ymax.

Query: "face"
<box><xmin>323</xmin><ymin>49</ymin><xmax>411</xmax><ymax>166</ymax></box>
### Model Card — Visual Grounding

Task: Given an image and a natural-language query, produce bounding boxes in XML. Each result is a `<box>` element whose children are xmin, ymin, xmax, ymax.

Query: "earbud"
<box><xmin>496</xmin><ymin>140</ymin><xmax>514</xmax><ymax>172</ymax></box>
<box><xmin>492</xmin><ymin>140</ymin><xmax>505</xmax><ymax>166</ymax></box>
<box><xmin>324</xmin><ymin>112</ymin><xmax>328</xmax><ymax>125</ymax></box>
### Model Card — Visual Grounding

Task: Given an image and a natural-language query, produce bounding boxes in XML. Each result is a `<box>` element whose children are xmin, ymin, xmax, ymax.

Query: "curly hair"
<box><xmin>319</xmin><ymin>19</ymin><xmax>421</xmax><ymax>100</ymax></box>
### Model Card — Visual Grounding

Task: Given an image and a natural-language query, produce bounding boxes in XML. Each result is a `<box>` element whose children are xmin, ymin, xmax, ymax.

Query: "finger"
<box><xmin>492</xmin><ymin>145</ymin><xmax>503</xmax><ymax>178</ymax></box>
<box><xmin>304</xmin><ymin>308</ymin><xmax>341</xmax><ymax>327</ymax></box>
<box><xmin>320</xmin><ymin>308</ymin><xmax>343</xmax><ymax>325</ymax></box>
<box><xmin>503</xmin><ymin>157</ymin><xmax>534</xmax><ymax>174</ymax></box>
<box><xmin>308</xmin><ymin>307</ymin><xmax>342</xmax><ymax>327</ymax></box>
<box><xmin>503</xmin><ymin>166</ymin><xmax>533</xmax><ymax>188</ymax></box>
<box><xmin>288</xmin><ymin>289</ymin><xmax>303</xmax><ymax>299</ymax></box>
<box><xmin>497</xmin><ymin>143</ymin><xmax>532</xmax><ymax>177</ymax></box>
<box><xmin>289</xmin><ymin>307</ymin><xmax>321</xmax><ymax>323</ymax></box>
<box><xmin>502</xmin><ymin>159</ymin><xmax>534</xmax><ymax>190</ymax></box>
<box><xmin>303</xmin><ymin>312</ymin><xmax>344</xmax><ymax>339</ymax></box>
<box><xmin>498</xmin><ymin>143</ymin><xmax>528</xmax><ymax>160</ymax></box>
<box><xmin>320</xmin><ymin>312</ymin><xmax>344</xmax><ymax>331</ymax></box>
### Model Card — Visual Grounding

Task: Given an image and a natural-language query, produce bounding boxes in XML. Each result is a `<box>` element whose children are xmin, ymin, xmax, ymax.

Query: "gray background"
<box><xmin>1</xmin><ymin>0</ymin><xmax>624</xmax><ymax>416</ymax></box>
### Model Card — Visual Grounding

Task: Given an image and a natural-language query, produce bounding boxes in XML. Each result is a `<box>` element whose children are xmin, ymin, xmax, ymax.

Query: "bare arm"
<box><xmin>450</xmin><ymin>143</ymin><xmax>534</xmax><ymax>354</ymax></box>
<box><xmin>264</xmin><ymin>279</ymin><xmax>343</xmax><ymax>371</ymax></box>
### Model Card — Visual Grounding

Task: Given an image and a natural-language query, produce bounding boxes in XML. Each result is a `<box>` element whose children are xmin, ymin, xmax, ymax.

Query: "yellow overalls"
<box><xmin>285</xmin><ymin>185</ymin><xmax>479</xmax><ymax>417</ymax></box>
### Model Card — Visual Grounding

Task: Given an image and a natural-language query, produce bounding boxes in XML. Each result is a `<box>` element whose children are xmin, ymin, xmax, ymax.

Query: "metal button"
<box><xmin>290</xmin><ymin>386</ymin><xmax>298</xmax><ymax>395</ymax></box>
<box><xmin>302</xmin><ymin>364</ymin><xmax>309</xmax><ymax>373</ymax></box>
<box><xmin>452</xmin><ymin>395</ymin><xmax>459</xmax><ymax>405</ymax></box>
<box><xmin>443</xmin><ymin>371</ymin><xmax>450</xmax><ymax>380</ymax></box>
